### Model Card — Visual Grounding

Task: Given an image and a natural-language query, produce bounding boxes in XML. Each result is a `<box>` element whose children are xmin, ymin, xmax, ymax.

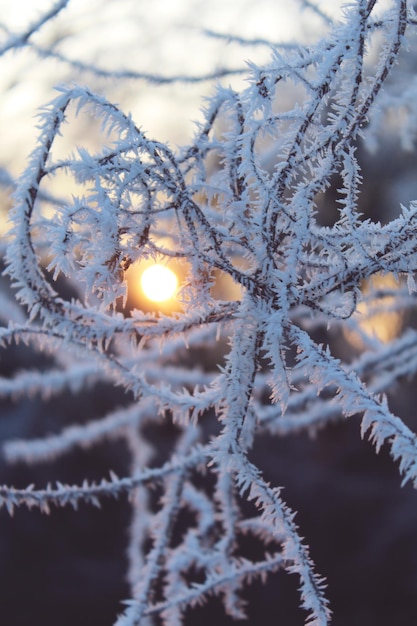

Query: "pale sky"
<box><xmin>0</xmin><ymin>0</ymin><xmax>345</xmax><ymax>174</ymax></box>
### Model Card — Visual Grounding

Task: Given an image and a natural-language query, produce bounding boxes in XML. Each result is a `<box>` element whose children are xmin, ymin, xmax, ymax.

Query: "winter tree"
<box><xmin>1</xmin><ymin>0</ymin><xmax>417</xmax><ymax>624</ymax></box>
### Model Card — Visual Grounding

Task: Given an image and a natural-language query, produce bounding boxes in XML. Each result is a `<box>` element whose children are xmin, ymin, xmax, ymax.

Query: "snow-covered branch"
<box><xmin>2</xmin><ymin>1</ymin><xmax>417</xmax><ymax>624</ymax></box>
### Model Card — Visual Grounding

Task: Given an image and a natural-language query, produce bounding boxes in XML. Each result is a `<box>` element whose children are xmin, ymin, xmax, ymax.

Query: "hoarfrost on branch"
<box><xmin>1</xmin><ymin>1</ymin><xmax>417</xmax><ymax>624</ymax></box>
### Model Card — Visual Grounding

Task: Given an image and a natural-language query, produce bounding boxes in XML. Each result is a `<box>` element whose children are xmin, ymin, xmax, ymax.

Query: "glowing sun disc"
<box><xmin>140</xmin><ymin>264</ymin><xmax>178</xmax><ymax>303</ymax></box>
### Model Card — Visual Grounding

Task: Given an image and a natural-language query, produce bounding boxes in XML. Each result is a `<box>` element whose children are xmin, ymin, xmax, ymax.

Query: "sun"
<box><xmin>140</xmin><ymin>264</ymin><xmax>178</xmax><ymax>303</ymax></box>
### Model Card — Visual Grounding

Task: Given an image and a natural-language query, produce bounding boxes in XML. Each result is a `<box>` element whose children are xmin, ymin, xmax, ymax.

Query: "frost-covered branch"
<box><xmin>2</xmin><ymin>1</ymin><xmax>417</xmax><ymax>625</ymax></box>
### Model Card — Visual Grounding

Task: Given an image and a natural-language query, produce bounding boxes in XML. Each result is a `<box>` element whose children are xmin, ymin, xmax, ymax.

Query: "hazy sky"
<box><xmin>0</xmin><ymin>0</ymin><xmax>344</xmax><ymax>173</ymax></box>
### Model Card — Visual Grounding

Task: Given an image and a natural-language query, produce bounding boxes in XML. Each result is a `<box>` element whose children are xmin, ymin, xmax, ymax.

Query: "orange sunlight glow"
<box><xmin>344</xmin><ymin>272</ymin><xmax>405</xmax><ymax>349</ymax></box>
<box><xmin>140</xmin><ymin>264</ymin><xmax>178</xmax><ymax>303</ymax></box>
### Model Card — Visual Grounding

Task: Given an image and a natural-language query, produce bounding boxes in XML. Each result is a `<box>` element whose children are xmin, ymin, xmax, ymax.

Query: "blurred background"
<box><xmin>1</xmin><ymin>1</ymin><xmax>417</xmax><ymax>625</ymax></box>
